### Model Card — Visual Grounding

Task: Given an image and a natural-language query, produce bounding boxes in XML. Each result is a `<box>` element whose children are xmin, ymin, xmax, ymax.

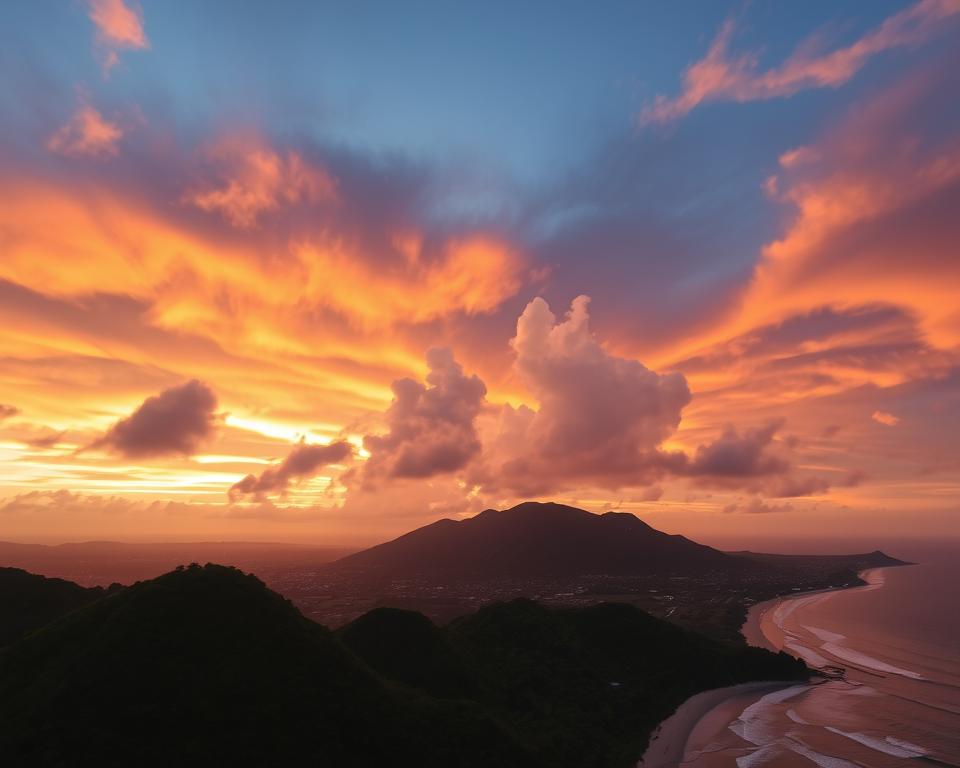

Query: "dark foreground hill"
<box><xmin>339</xmin><ymin>600</ymin><xmax>805</xmax><ymax>767</ymax></box>
<box><xmin>0</xmin><ymin>564</ymin><xmax>805</xmax><ymax>768</ymax></box>
<box><xmin>0</xmin><ymin>567</ymin><xmax>115</xmax><ymax>646</ymax></box>
<box><xmin>332</xmin><ymin>501</ymin><xmax>751</xmax><ymax>578</ymax></box>
<box><xmin>0</xmin><ymin>564</ymin><xmax>530</xmax><ymax>767</ymax></box>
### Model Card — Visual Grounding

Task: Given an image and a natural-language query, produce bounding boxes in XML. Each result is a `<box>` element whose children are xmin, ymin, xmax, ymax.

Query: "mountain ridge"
<box><xmin>331</xmin><ymin>501</ymin><xmax>751</xmax><ymax>578</ymax></box>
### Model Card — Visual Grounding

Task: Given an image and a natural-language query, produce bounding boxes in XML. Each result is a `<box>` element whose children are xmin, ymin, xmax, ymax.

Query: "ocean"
<box><xmin>682</xmin><ymin>545</ymin><xmax>960</xmax><ymax>767</ymax></box>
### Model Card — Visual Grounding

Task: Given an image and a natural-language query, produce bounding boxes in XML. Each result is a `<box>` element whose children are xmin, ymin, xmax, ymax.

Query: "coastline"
<box><xmin>636</xmin><ymin>681</ymin><xmax>791</xmax><ymax>768</ymax></box>
<box><xmin>740</xmin><ymin>595</ymin><xmax>781</xmax><ymax>653</ymax></box>
<box><xmin>640</xmin><ymin>566</ymin><xmax>899</xmax><ymax>767</ymax></box>
<box><xmin>741</xmin><ymin>567</ymin><xmax>890</xmax><ymax>656</ymax></box>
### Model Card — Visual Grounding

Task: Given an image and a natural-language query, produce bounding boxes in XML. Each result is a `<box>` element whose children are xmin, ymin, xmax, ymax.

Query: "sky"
<box><xmin>1</xmin><ymin>0</ymin><xmax>958</xmax><ymax>547</ymax></box>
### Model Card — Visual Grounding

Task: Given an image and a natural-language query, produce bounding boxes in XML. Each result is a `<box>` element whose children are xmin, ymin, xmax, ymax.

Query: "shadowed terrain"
<box><xmin>0</xmin><ymin>567</ymin><xmax>116</xmax><ymax>646</ymax></box>
<box><xmin>0</xmin><ymin>563</ymin><xmax>806</xmax><ymax>767</ymax></box>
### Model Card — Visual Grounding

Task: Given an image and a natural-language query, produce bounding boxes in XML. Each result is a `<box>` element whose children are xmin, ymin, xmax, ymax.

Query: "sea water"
<box><xmin>687</xmin><ymin>544</ymin><xmax>960</xmax><ymax>767</ymax></box>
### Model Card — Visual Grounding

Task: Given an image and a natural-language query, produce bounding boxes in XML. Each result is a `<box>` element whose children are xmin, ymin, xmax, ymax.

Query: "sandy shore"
<box><xmin>636</xmin><ymin>681</ymin><xmax>792</xmax><ymax>768</ymax></box>
<box><xmin>641</xmin><ymin>569</ymin><xmax>894</xmax><ymax>766</ymax></box>
<box><xmin>741</xmin><ymin>568</ymin><xmax>886</xmax><ymax>655</ymax></box>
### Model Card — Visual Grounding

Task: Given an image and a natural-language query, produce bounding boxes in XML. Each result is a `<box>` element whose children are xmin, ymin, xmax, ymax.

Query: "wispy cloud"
<box><xmin>184</xmin><ymin>137</ymin><xmax>337</xmax><ymax>228</ymax></box>
<box><xmin>87</xmin><ymin>0</ymin><xmax>149</xmax><ymax>72</ymax></box>
<box><xmin>723</xmin><ymin>497</ymin><xmax>794</xmax><ymax>515</ymax></box>
<box><xmin>230</xmin><ymin>440</ymin><xmax>353</xmax><ymax>500</ymax></box>
<box><xmin>676</xmin><ymin>60</ymin><xmax>960</xmax><ymax>369</ymax></box>
<box><xmin>46</xmin><ymin>98</ymin><xmax>123</xmax><ymax>157</ymax></box>
<box><xmin>642</xmin><ymin>0</ymin><xmax>960</xmax><ymax>124</ymax></box>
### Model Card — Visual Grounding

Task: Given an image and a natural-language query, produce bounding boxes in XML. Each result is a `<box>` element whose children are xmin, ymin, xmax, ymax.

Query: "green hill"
<box><xmin>0</xmin><ymin>564</ymin><xmax>805</xmax><ymax>767</ymax></box>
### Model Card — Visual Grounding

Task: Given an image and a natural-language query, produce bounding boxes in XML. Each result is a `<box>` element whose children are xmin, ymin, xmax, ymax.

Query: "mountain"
<box><xmin>0</xmin><ymin>564</ymin><xmax>530</xmax><ymax>767</ymax></box>
<box><xmin>332</xmin><ymin>501</ymin><xmax>750</xmax><ymax>578</ymax></box>
<box><xmin>0</xmin><ymin>564</ymin><xmax>805</xmax><ymax>767</ymax></box>
<box><xmin>0</xmin><ymin>567</ymin><xmax>114</xmax><ymax>646</ymax></box>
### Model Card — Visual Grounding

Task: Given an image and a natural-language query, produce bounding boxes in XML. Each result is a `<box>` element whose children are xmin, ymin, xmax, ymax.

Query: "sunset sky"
<box><xmin>1</xmin><ymin>0</ymin><xmax>958</xmax><ymax>547</ymax></box>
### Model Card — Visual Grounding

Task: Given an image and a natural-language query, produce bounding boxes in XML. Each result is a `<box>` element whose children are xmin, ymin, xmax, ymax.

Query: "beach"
<box><xmin>637</xmin><ymin>681</ymin><xmax>793</xmax><ymax>768</ymax></box>
<box><xmin>639</xmin><ymin>578</ymin><xmax>867</xmax><ymax>767</ymax></box>
<box><xmin>639</xmin><ymin>559</ymin><xmax>960</xmax><ymax>766</ymax></box>
<box><xmin>739</xmin><ymin>572</ymin><xmax>884</xmax><ymax>657</ymax></box>
<box><xmin>638</xmin><ymin>581</ymin><xmax>858</xmax><ymax>768</ymax></box>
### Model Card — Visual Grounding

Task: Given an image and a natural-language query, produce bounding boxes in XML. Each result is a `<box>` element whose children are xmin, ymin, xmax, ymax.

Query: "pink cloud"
<box><xmin>87</xmin><ymin>0</ymin><xmax>149</xmax><ymax>72</ymax></box>
<box><xmin>456</xmin><ymin>298</ymin><xmax>839</xmax><ymax>498</ymax></box>
<box><xmin>642</xmin><ymin>0</ymin><xmax>960</xmax><ymax>124</ymax></box>
<box><xmin>481</xmin><ymin>296</ymin><xmax>691</xmax><ymax>494</ymax></box>
<box><xmin>360</xmin><ymin>348</ymin><xmax>487</xmax><ymax>482</ymax></box>
<box><xmin>184</xmin><ymin>137</ymin><xmax>337</xmax><ymax>228</ymax></box>
<box><xmin>872</xmin><ymin>410</ymin><xmax>901</xmax><ymax>426</ymax></box>
<box><xmin>46</xmin><ymin>101</ymin><xmax>123</xmax><ymax>158</ymax></box>
<box><xmin>778</xmin><ymin>146</ymin><xmax>819</xmax><ymax>169</ymax></box>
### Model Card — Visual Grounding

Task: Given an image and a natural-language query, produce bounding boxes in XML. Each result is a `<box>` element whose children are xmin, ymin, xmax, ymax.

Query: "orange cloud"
<box><xmin>46</xmin><ymin>101</ymin><xmax>123</xmax><ymax>157</ymax></box>
<box><xmin>292</xmin><ymin>235</ymin><xmax>521</xmax><ymax>329</ymax></box>
<box><xmin>642</xmin><ymin>0</ymin><xmax>960</xmax><ymax>124</ymax></box>
<box><xmin>0</xmin><ymin>155</ymin><xmax>524</xmax><ymax>489</ymax></box>
<box><xmin>0</xmin><ymin>173</ymin><xmax>521</xmax><ymax>338</ymax></box>
<box><xmin>670</xmin><ymin>64</ymin><xmax>960</xmax><ymax>368</ymax></box>
<box><xmin>185</xmin><ymin>138</ymin><xmax>337</xmax><ymax>228</ymax></box>
<box><xmin>629</xmin><ymin>63</ymin><xmax>960</xmax><ymax>531</ymax></box>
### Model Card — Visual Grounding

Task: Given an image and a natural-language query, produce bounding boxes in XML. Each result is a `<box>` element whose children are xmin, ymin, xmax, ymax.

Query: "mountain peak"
<box><xmin>503</xmin><ymin>501</ymin><xmax>587</xmax><ymax>515</ymax></box>
<box><xmin>866</xmin><ymin>550</ymin><xmax>914</xmax><ymax>566</ymax></box>
<box><xmin>333</xmin><ymin>501</ymin><xmax>743</xmax><ymax>578</ymax></box>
